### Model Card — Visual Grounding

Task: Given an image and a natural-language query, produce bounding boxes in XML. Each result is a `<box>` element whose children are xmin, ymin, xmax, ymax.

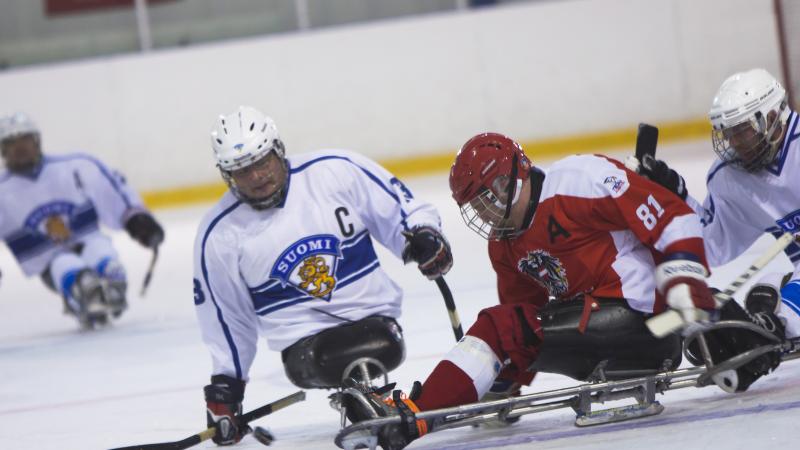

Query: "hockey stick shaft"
<box><xmin>435</xmin><ymin>276</ymin><xmax>464</xmax><ymax>341</ymax></box>
<box><xmin>140</xmin><ymin>246</ymin><xmax>159</xmax><ymax>297</ymax></box>
<box><xmin>624</xmin><ymin>123</ymin><xmax>659</xmax><ymax>172</ymax></box>
<box><xmin>647</xmin><ymin>232</ymin><xmax>796</xmax><ymax>338</ymax></box>
<box><xmin>108</xmin><ymin>390</ymin><xmax>305</xmax><ymax>450</ymax></box>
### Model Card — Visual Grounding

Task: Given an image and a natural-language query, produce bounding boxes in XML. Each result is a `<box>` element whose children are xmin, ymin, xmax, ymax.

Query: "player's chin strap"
<box><xmin>519</xmin><ymin>168</ymin><xmax>545</xmax><ymax>231</ymax></box>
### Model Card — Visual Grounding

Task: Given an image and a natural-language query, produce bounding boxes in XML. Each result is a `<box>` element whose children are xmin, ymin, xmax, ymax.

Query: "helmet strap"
<box><xmin>521</xmin><ymin>167</ymin><xmax>545</xmax><ymax>231</ymax></box>
<box><xmin>502</xmin><ymin>153</ymin><xmax>519</xmax><ymax>220</ymax></box>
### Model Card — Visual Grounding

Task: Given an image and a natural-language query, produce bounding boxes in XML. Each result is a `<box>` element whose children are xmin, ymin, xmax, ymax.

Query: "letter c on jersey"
<box><xmin>335</xmin><ymin>206</ymin><xmax>354</xmax><ymax>237</ymax></box>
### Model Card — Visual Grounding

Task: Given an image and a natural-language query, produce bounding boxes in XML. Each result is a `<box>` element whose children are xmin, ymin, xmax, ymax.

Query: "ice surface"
<box><xmin>1</xmin><ymin>140</ymin><xmax>797</xmax><ymax>450</ymax></box>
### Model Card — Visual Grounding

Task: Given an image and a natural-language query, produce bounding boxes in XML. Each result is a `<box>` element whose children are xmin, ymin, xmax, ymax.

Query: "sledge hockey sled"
<box><xmin>334</xmin><ymin>320</ymin><xmax>800</xmax><ymax>450</ymax></box>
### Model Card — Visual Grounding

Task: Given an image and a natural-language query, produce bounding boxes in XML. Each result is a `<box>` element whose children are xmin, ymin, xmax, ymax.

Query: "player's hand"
<box><xmin>637</xmin><ymin>154</ymin><xmax>688</xmax><ymax>200</ymax></box>
<box><xmin>402</xmin><ymin>226</ymin><xmax>453</xmax><ymax>280</ymax></box>
<box><xmin>656</xmin><ymin>258</ymin><xmax>718</xmax><ymax>324</ymax></box>
<box><xmin>204</xmin><ymin>375</ymin><xmax>250</xmax><ymax>445</ymax></box>
<box><xmin>124</xmin><ymin>213</ymin><xmax>165</xmax><ymax>249</ymax></box>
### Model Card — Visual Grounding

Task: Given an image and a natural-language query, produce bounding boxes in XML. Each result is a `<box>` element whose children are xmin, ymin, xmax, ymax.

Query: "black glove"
<box><xmin>402</xmin><ymin>225</ymin><xmax>453</xmax><ymax>280</ymax></box>
<box><xmin>124</xmin><ymin>213</ymin><xmax>164</xmax><ymax>249</ymax></box>
<box><xmin>638</xmin><ymin>154</ymin><xmax>688</xmax><ymax>200</ymax></box>
<box><xmin>204</xmin><ymin>375</ymin><xmax>250</xmax><ymax>446</ymax></box>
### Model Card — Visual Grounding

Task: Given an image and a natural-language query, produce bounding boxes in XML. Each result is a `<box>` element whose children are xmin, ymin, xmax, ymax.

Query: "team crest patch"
<box><xmin>45</xmin><ymin>215</ymin><xmax>71</xmax><ymax>242</ymax></box>
<box><xmin>603</xmin><ymin>175</ymin><xmax>627</xmax><ymax>196</ymax></box>
<box><xmin>270</xmin><ymin>234</ymin><xmax>342</xmax><ymax>300</ymax></box>
<box><xmin>517</xmin><ymin>249</ymin><xmax>569</xmax><ymax>298</ymax></box>
<box><xmin>24</xmin><ymin>201</ymin><xmax>75</xmax><ymax>243</ymax></box>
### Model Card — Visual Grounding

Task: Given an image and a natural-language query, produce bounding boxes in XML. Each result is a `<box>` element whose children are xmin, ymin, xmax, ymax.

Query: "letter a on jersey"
<box><xmin>270</xmin><ymin>234</ymin><xmax>342</xmax><ymax>300</ymax></box>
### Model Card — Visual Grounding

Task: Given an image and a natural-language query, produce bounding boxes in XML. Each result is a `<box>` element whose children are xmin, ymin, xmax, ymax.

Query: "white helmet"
<box><xmin>210</xmin><ymin>106</ymin><xmax>288</xmax><ymax>209</ymax></box>
<box><xmin>708</xmin><ymin>68</ymin><xmax>790</xmax><ymax>171</ymax></box>
<box><xmin>0</xmin><ymin>112</ymin><xmax>40</xmax><ymax>143</ymax></box>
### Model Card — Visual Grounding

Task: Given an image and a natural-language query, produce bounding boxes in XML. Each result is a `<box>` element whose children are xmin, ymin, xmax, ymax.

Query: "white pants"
<box><xmin>49</xmin><ymin>233</ymin><xmax>125</xmax><ymax>297</ymax></box>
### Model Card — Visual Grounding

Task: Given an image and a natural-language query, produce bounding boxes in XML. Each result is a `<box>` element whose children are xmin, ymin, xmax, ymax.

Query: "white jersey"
<box><xmin>688</xmin><ymin>111</ymin><xmax>800</xmax><ymax>337</ymax></box>
<box><xmin>0</xmin><ymin>153</ymin><xmax>146</xmax><ymax>276</ymax></box>
<box><xmin>687</xmin><ymin>110</ymin><xmax>800</xmax><ymax>268</ymax></box>
<box><xmin>193</xmin><ymin>149</ymin><xmax>442</xmax><ymax>381</ymax></box>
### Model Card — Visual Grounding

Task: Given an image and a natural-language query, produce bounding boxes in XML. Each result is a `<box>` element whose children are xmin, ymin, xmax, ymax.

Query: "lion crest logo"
<box><xmin>297</xmin><ymin>256</ymin><xmax>336</xmax><ymax>298</ymax></box>
<box><xmin>270</xmin><ymin>234</ymin><xmax>341</xmax><ymax>300</ymax></box>
<box><xmin>517</xmin><ymin>249</ymin><xmax>568</xmax><ymax>298</ymax></box>
<box><xmin>45</xmin><ymin>215</ymin><xmax>71</xmax><ymax>243</ymax></box>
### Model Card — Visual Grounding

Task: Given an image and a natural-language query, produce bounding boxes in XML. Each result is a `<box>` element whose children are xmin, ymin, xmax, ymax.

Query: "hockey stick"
<box><xmin>647</xmin><ymin>232</ymin><xmax>796</xmax><ymax>338</ymax></box>
<box><xmin>139</xmin><ymin>246</ymin><xmax>159</xmax><ymax>297</ymax></box>
<box><xmin>435</xmin><ymin>276</ymin><xmax>464</xmax><ymax>341</ymax></box>
<box><xmin>624</xmin><ymin>123</ymin><xmax>659</xmax><ymax>171</ymax></box>
<box><xmin>108</xmin><ymin>390</ymin><xmax>305</xmax><ymax>450</ymax></box>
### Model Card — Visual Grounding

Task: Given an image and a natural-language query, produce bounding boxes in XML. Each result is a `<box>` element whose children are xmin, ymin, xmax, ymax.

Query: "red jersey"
<box><xmin>489</xmin><ymin>154</ymin><xmax>706</xmax><ymax>314</ymax></box>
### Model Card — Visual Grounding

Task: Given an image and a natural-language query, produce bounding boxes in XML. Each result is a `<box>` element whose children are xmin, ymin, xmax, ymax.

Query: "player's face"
<box><xmin>1</xmin><ymin>133</ymin><xmax>41</xmax><ymax>174</ymax></box>
<box><xmin>723</xmin><ymin>111</ymin><xmax>783</xmax><ymax>169</ymax></box>
<box><xmin>463</xmin><ymin>176</ymin><xmax>530</xmax><ymax>239</ymax></box>
<box><xmin>724</xmin><ymin>122</ymin><xmax>764</xmax><ymax>166</ymax></box>
<box><xmin>230</xmin><ymin>151</ymin><xmax>286</xmax><ymax>201</ymax></box>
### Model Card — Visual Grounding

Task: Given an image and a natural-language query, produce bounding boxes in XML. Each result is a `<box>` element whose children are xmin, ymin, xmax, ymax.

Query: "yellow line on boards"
<box><xmin>142</xmin><ymin>117</ymin><xmax>711</xmax><ymax>210</ymax></box>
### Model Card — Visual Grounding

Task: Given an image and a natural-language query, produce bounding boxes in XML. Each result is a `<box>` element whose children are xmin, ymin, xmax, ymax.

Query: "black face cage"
<box><xmin>711</xmin><ymin>101</ymin><xmax>787</xmax><ymax>172</ymax></box>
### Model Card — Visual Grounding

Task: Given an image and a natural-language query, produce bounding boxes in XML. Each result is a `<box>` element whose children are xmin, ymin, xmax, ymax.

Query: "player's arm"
<box><xmin>193</xmin><ymin>227</ymin><xmax>259</xmax><ymax>445</ymax></box>
<box><xmin>594</xmin><ymin>158</ymin><xmax>716</xmax><ymax>321</ymax></box>
<box><xmin>341</xmin><ymin>152</ymin><xmax>452</xmax><ymax>279</ymax></box>
<box><xmin>694</xmin><ymin>187</ymin><xmax>764</xmax><ymax>267</ymax></box>
<box><xmin>75</xmin><ymin>155</ymin><xmax>164</xmax><ymax>248</ymax></box>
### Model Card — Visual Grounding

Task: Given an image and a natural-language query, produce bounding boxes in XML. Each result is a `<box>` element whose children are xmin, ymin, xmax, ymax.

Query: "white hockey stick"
<box><xmin>647</xmin><ymin>232</ymin><xmax>796</xmax><ymax>338</ymax></box>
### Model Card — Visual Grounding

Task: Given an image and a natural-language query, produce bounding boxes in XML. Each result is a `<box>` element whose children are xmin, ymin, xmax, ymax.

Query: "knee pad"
<box><xmin>531</xmin><ymin>297</ymin><xmax>681</xmax><ymax>380</ymax></box>
<box><xmin>282</xmin><ymin>316</ymin><xmax>405</xmax><ymax>389</ymax></box>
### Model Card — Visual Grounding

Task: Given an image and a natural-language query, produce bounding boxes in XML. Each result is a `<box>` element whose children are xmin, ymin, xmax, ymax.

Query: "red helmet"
<box><xmin>449</xmin><ymin>133</ymin><xmax>532</xmax><ymax>239</ymax></box>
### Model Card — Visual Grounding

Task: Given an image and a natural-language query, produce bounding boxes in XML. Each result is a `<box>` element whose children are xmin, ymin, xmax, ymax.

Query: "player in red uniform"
<box><xmin>342</xmin><ymin>133</ymin><xmax>718</xmax><ymax>450</ymax></box>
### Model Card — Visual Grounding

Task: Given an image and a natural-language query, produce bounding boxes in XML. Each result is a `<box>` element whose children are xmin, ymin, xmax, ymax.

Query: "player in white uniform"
<box><xmin>0</xmin><ymin>112</ymin><xmax>164</xmax><ymax>328</ymax></box>
<box><xmin>194</xmin><ymin>106</ymin><xmax>452</xmax><ymax>445</ymax></box>
<box><xmin>637</xmin><ymin>69</ymin><xmax>800</xmax><ymax>343</ymax></box>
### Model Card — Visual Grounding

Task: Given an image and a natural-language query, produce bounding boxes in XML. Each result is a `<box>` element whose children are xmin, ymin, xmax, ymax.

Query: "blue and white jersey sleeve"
<box><xmin>193</xmin><ymin>200</ymin><xmax>259</xmax><ymax>381</ymax></box>
<box><xmin>69</xmin><ymin>154</ymin><xmax>148</xmax><ymax>229</ymax></box>
<box><xmin>335</xmin><ymin>150</ymin><xmax>442</xmax><ymax>258</ymax></box>
<box><xmin>687</xmin><ymin>185</ymin><xmax>763</xmax><ymax>267</ymax></box>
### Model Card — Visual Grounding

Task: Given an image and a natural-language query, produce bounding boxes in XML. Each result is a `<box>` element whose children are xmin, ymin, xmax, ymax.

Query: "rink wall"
<box><xmin>0</xmin><ymin>0</ymin><xmax>782</xmax><ymax>209</ymax></box>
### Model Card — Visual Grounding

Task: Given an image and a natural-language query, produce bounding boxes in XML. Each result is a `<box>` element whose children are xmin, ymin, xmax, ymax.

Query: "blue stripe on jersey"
<box><xmin>249</xmin><ymin>229</ymin><xmax>370</xmax><ymax>292</ymax></box>
<box><xmin>781</xmin><ymin>281</ymin><xmax>800</xmax><ymax>317</ymax></box>
<box><xmin>289</xmin><ymin>155</ymin><xmax>410</xmax><ymax>230</ymax></box>
<box><xmin>46</xmin><ymin>154</ymin><xmax>132</xmax><ymax>208</ymax></box>
<box><xmin>763</xmin><ymin>226</ymin><xmax>800</xmax><ymax>261</ymax></box>
<box><xmin>6</xmin><ymin>231</ymin><xmax>50</xmax><ymax>261</ymax></box>
<box><xmin>250</xmin><ymin>230</ymin><xmax>379</xmax><ymax>310</ymax></box>
<box><xmin>255</xmin><ymin>261</ymin><xmax>381</xmax><ymax>316</ymax></box>
<box><xmin>5</xmin><ymin>203</ymin><xmax>99</xmax><ymax>262</ymax></box>
<box><xmin>200</xmin><ymin>200</ymin><xmax>245</xmax><ymax>380</ymax></box>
